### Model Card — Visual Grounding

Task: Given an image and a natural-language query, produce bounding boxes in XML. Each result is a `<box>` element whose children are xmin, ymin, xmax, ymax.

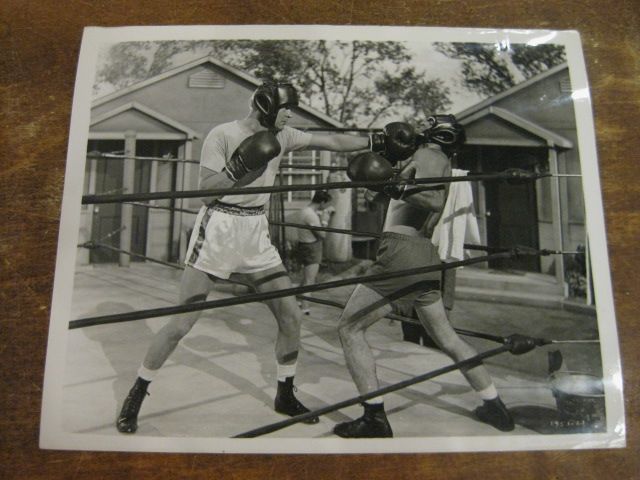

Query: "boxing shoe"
<box><xmin>116</xmin><ymin>377</ymin><xmax>150</xmax><ymax>433</ymax></box>
<box><xmin>333</xmin><ymin>402</ymin><xmax>393</xmax><ymax>438</ymax></box>
<box><xmin>474</xmin><ymin>397</ymin><xmax>515</xmax><ymax>432</ymax></box>
<box><xmin>274</xmin><ymin>377</ymin><xmax>319</xmax><ymax>424</ymax></box>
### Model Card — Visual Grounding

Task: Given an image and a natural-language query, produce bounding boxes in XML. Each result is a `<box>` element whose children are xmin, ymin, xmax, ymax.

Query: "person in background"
<box><xmin>294</xmin><ymin>190</ymin><xmax>334</xmax><ymax>314</ymax></box>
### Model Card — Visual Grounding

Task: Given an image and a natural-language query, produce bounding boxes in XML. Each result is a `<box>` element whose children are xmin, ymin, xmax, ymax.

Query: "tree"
<box><xmin>510</xmin><ymin>44</ymin><xmax>567</xmax><ymax>78</ymax></box>
<box><xmin>434</xmin><ymin>42</ymin><xmax>566</xmax><ymax>97</ymax></box>
<box><xmin>94</xmin><ymin>40</ymin><xmax>451</xmax><ymax>127</ymax></box>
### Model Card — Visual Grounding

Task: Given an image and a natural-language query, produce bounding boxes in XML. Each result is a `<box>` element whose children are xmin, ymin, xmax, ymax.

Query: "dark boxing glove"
<box><xmin>369</xmin><ymin>122</ymin><xmax>418</xmax><ymax>164</ymax></box>
<box><xmin>346</xmin><ymin>152</ymin><xmax>394</xmax><ymax>192</ymax></box>
<box><xmin>382</xmin><ymin>165</ymin><xmax>416</xmax><ymax>200</ymax></box>
<box><xmin>224</xmin><ymin>131</ymin><xmax>281</xmax><ymax>182</ymax></box>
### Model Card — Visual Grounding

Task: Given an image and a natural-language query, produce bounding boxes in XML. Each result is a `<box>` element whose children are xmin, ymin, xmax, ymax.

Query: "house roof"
<box><xmin>456</xmin><ymin>62</ymin><xmax>572</xmax><ymax>148</ymax></box>
<box><xmin>456</xmin><ymin>62</ymin><xmax>569</xmax><ymax>119</ymax></box>
<box><xmin>91</xmin><ymin>101</ymin><xmax>201</xmax><ymax>139</ymax></box>
<box><xmin>463</xmin><ymin>106</ymin><xmax>573</xmax><ymax>148</ymax></box>
<box><xmin>92</xmin><ymin>55</ymin><xmax>343</xmax><ymax>128</ymax></box>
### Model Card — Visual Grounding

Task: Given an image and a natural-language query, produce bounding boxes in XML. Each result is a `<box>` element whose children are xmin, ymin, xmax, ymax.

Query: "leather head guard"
<box><xmin>421</xmin><ymin>114</ymin><xmax>466</xmax><ymax>147</ymax></box>
<box><xmin>252</xmin><ymin>82</ymin><xmax>299</xmax><ymax>129</ymax></box>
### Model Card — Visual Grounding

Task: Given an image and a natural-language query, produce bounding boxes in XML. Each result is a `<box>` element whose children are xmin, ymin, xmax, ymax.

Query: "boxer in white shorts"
<box><xmin>116</xmin><ymin>81</ymin><xmax>416</xmax><ymax>434</ymax></box>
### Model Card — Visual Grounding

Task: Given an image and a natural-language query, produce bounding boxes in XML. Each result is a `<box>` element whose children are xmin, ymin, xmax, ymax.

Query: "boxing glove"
<box><xmin>369</xmin><ymin>122</ymin><xmax>418</xmax><ymax>164</ymax></box>
<box><xmin>382</xmin><ymin>165</ymin><xmax>416</xmax><ymax>200</ymax></box>
<box><xmin>347</xmin><ymin>152</ymin><xmax>395</xmax><ymax>192</ymax></box>
<box><xmin>224</xmin><ymin>131</ymin><xmax>282</xmax><ymax>182</ymax></box>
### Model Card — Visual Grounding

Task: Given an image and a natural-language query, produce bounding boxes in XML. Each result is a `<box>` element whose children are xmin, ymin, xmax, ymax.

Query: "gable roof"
<box><xmin>456</xmin><ymin>62</ymin><xmax>569</xmax><ymax>119</ymax></box>
<box><xmin>463</xmin><ymin>106</ymin><xmax>573</xmax><ymax>148</ymax></box>
<box><xmin>92</xmin><ymin>55</ymin><xmax>343</xmax><ymax>128</ymax></box>
<box><xmin>90</xmin><ymin>101</ymin><xmax>201</xmax><ymax>139</ymax></box>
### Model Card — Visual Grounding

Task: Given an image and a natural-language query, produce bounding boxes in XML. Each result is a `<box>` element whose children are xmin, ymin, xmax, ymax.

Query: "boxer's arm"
<box><xmin>302</xmin><ymin>208</ymin><xmax>326</xmax><ymax>239</ymax></box>
<box><xmin>199</xmin><ymin>165</ymin><xmax>265</xmax><ymax>205</ymax></box>
<box><xmin>306</xmin><ymin>133</ymin><xmax>369</xmax><ymax>152</ymax></box>
<box><xmin>198</xmin><ymin>167</ymin><xmax>234</xmax><ymax>205</ymax></box>
<box><xmin>397</xmin><ymin>150</ymin><xmax>449</xmax><ymax>213</ymax></box>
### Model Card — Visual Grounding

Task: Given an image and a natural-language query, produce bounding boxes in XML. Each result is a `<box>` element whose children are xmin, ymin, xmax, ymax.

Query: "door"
<box><xmin>482</xmin><ymin>147</ymin><xmax>541</xmax><ymax>272</ymax></box>
<box><xmin>88</xmin><ymin>139</ymin><xmax>154</xmax><ymax>263</ymax></box>
<box><xmin>89</xmin><ymin>140</ymin><xmax>124</xmax><ymax>263</ymax></box>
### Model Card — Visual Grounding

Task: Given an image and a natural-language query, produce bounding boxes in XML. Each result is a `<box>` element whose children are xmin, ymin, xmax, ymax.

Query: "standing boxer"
<box><xmin>116</xmin><ymin>81</ymin><xmax>417</xmax><ymax>434</ymax></box>
<box><xmin>334</xmin><ymin>115</ymin><xmax>515</xmax><ymax>438</ymax></box>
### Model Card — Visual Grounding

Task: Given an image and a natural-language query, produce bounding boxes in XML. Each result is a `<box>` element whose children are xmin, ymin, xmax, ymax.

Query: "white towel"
<box><xmin>432</xmin><ymin>169</ymin><xmax>481</xmax><ymax>262</ymax></box>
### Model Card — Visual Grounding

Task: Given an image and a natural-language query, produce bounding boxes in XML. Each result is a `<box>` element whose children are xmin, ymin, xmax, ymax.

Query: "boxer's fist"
<box><xmin>383</xmin><ymin>165</ymin><xmax>416</xmax><ymax>200</ymax></box>
<box><xmin>224</xmin><ymin>131</ymin><xmax>281</xmax><ymax>182</ymax></box>
<box><xmin>347</xmin><ymin>152</ymin><xmax>394</xmax><ymax>192</ymax></box>
<box><xmin>369</xmin><ymin>122</ymin><xmax>418</xmax><ymax>164</ymax></box>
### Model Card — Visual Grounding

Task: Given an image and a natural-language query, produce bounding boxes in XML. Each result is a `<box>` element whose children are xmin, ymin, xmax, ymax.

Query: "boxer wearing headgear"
<box><xmin>418</xmin><ymin>114</ymin><xmax>466</xmax><ymax>147</ymax></box>
<box><xmin>334</xmin><ymin>115</ymin><xmax>514</xmax><ymax>438</ymax></box>
<box><xmin>252</xmin><ymin>82</ymin><xmax>300</xmax><ymax>130</ymax></box>
<box><xmin>117</xmin><ymin>77</ymin><xmax>379</xmax><ymax>435</ymax></box>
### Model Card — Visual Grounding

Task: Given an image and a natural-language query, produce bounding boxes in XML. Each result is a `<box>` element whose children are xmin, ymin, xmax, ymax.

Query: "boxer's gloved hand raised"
<box><xmin>224</xmin><ymin>131</ymin><xmax>281</xmax><ymax>182</ymax></box>
<box><xmin>368</xmin><ymin>122</ymin><xmax>418</xmax><ymax>165</ymax></box>
<box><xmin>346</xmin><ymin>152</ymin><xmax>395</xmax><ymax>192</ymax></box>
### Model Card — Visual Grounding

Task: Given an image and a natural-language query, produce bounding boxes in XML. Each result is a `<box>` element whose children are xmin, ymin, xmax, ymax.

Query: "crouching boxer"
<box><xmin>334</xmin><ymin>115</ymin><xmax>514</xmax><ymax>438</ymax></box>
<box><xmin>116</xmin><ymin>81</ymin><xmax>418</xmax><ymax>435</ymax></box>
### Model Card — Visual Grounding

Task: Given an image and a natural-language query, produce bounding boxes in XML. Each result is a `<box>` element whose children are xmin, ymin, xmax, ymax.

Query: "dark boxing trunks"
<box><xmin>364</xmin><ymin>232</ymin><xmax>442</xmax><ymax>317</ymax></box>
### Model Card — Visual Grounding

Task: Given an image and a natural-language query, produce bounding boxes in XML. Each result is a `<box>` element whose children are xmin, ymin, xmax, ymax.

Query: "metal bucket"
<box><xmin>550</xmin><ymin>372</ymin><xmax>605</xmax><ymax>431</ymax></box>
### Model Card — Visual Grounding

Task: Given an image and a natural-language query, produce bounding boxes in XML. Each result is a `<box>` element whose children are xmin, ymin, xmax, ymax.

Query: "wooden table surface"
<box><xmin>1</xmin><ymin>1</ymin><xmax>638</xmax><ymax>478</ymax></box>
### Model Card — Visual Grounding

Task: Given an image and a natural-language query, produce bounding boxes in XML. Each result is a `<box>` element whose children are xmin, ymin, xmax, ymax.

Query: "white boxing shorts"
<box><xmin>185</xmin><ymin>202</ymin><xmax>283</xmax><ymax>279</ymax></box>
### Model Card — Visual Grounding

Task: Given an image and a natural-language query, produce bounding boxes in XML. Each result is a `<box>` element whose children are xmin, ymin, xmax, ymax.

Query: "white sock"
<box><xmin>277</xmin><ymin>362</ymin><xmax>297</xmax><ymax>382</ymax></box>
<box><xmin>137</xmin><ymin>364</ymin><xmax>158</xmax><ymax>382</ymax></box>
<box><xmin>477</xmin><ymin>384</ymin><xmax>498</xmax><ymax>401</ymax></box>
<box><xmin>365</xmin><ymin>395</ymin><xmax>384</xmax><ymax>405</ymax></box>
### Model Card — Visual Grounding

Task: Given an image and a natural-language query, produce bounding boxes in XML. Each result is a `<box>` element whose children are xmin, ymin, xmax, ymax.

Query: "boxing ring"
<box><xmin>64</xmin><ymin>144</ymin><xmax>602</xmax><ymax>439</ymax></box>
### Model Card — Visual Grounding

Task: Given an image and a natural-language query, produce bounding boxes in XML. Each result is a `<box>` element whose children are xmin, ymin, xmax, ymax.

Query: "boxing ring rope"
<box><xmin>296</xmin><ymin>295</ymin><xmax>509</xmax><ymax>344</ymax></box>
<box><xmin>233</xmin><ymin>337</ymin><xmax>542</xmax><ymax>438</ymax></box>
<box><xmin>87</xmin><ymin>152</ymin><xmax>200</xmax><ymax>165</ymax></box>
<box><xmin>269</xmin><ymin>220</ymin><xmax>579</xmax><ymax>256</ymax></box>
<box><xmin>87</xmin><ymin>152</ymin><xmax>349</xmax><ymax>172</ymax></box>
<box><xmin>69</xmin><ymin>250</ymin><xmax>517</xmax><ymax>330</ymax></box>
<box><xmin>81</xmin><ymin>241</ymin><xmax>184</xmax><ymax>270</ymax></box>
<box><xmin>78</xmin><ymin>238</ymin><xmax>257</xmax><ymax>291</ymax></box>
<box><xmin>81</xmin><ymin>169</ymin><xmax>555</xmax><ymax>205</ymax></box>
<box><xmin>87</xmin><ymin>151</ymin><xmax>582</xmax><ymax>181</ymax></box>
<box><xmin>79</xmin><ymin>239</ymin><xmax>589</xmax><ymax>347</ymax></box>
<box><xmin>295</xmin><ymin>295</ymin><xmax>598</xmax><ymax>345</ymax></box>
<box><xmin>104</xmin><ymin>199</ymin><xmax>579</xmax><ymax>258</ymax></box>
<box><xmin>69</xmin><ymin>240</ymin><xmax>594</xmax><ymax>336</ymax></box>
<box><xmin>108</xmin><ymin>200</ymin><xmax>577</xmax><ymax>256</ymax></box>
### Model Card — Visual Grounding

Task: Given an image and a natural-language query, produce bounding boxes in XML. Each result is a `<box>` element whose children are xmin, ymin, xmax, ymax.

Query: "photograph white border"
<box><xmin>39</xmin><ymin>24</ymin><xmax>625</xmax><ymax>453</ymax></box>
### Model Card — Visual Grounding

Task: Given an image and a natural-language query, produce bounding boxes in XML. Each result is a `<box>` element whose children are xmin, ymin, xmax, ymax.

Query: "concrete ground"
<box><xmin>63</xmin><ymin>262</ymin><xmax>603</xmax><ymax>440</ymax></box>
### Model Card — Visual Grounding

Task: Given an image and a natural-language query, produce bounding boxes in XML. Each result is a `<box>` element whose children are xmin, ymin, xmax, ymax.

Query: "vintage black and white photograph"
<box><xmin>40</xmin><ymin>25</ymin><xmax>624</xmax><ymax>453</ymax></box>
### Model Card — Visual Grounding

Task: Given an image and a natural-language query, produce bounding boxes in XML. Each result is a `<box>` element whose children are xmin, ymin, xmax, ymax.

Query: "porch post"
<box><xmin>177</xmin><ymin>138</ymin><xmax>194</xmax><ymax>262</ymax></box>
<box><xmin>120</xmin><ymin>130</ymin><xmax>136</xmax><ymax>267</ymax></box>
<box><xmin>548</xmin><ymin>144</ymin><xmax>566</xmax><ymax>290</ymax></box>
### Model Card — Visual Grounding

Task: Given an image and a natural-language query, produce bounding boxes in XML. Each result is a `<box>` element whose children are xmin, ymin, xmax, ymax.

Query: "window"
<box><xmin>278</xmin><ymin>150</ymin><xmax>323</xmax><ymax>206</ymax></box>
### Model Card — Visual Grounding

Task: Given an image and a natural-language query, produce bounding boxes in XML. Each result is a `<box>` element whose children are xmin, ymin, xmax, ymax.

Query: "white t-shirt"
<box><xmin>200</xmin><ymin>121</ymin><xmax>312</xmax><ymax>207</ymax></box>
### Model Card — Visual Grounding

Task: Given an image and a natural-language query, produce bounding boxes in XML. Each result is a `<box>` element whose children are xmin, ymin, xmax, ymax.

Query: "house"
<box><xmin>80</xmin><ymin>56</ymin><xmax>344</xmax><ymax>266</ymax></box>
<box><xmin>453</xmin><ymin>63</ymin><xmax>586</xmax><ymax>299</ymax></box>
<box><xmin>80</xmin><ymin>55</ymin><xmax>587</xmax><ymax>304</ymax></box>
